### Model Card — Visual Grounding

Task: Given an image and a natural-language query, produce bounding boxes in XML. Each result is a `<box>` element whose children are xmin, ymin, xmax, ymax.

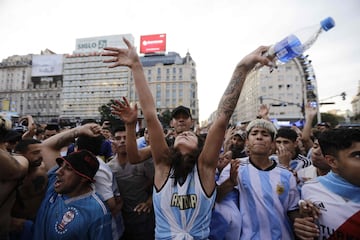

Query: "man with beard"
<box><xmin>104</xmin><ymin>38</ymin><xmax>274</xmax><ymax>239</ymax></box>
<box><xmin>32</xmin><ymin>149</ymin><xmax>113</xmax><ymax>239</ymax></box>
<box><xmin>9</xmin><ymin>139</ymin><xmax>48</xmax><ymax>239</ymax></box>
<box><xmin>27</xmin><ymin>123</ymin><xmax>113</xmax><ymax>239</ymax></box>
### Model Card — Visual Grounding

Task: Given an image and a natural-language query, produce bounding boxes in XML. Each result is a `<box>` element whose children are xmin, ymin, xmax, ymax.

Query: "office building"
<box><xmin>231</xmin><ymin>55</ymin><xmax>319</xmax><ymax>126</ymax></box>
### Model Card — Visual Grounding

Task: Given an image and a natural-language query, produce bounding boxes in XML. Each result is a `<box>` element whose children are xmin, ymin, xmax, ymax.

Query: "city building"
<box><xmin>60</xmin><ymin>34</ymin><xmax>134</xmax><ymax>121</ymax></box>
<box><xmin>132</xmin><ymin>51</ymin><xmax>199</xmax><ymax>122</ymax></box>
<box><xmin>0</xmin><ymin>50</ymin><xmax>64</xmax><ymax>124</ymax></box>
<box><xmin>220</xmin><ymin>55</ymin><xmax>319</xmax><ymax>126</ymax></box>
<box><xmin>30</xmin><ymin>50</ymin><xmax>64</xmax><ymax>123</ymax></box>
<box><xmin>0</xmin><ymin>54</ymin><xmax>32</xmax><ymax>117</ymax></box>
<box><xmin>1</xmin><ymin>33</ymin><xmax>199</xmax><ymax>128</ymax></box>
<box><xmin>351</xmin><ymin>80</ymin><xmax>360</xmax><ymax>116</ymax></box>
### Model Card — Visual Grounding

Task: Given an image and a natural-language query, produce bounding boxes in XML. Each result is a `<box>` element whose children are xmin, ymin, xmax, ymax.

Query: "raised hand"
<box><xmin>304</xmin><ymin>102</ymin><xmax>317</xmax><ymax>119</ymax></box>
<box><xmin>102</xmin><ymin>38</ymin><xmax>140</xmax><ymax>69</ymax></box>
<box><xmin>111</xmin><ymin>97</ymin><xmax>138</xmax><ymax>125</ymax></box>
<box><xmin>258</xmin><ymin>104</ymin><xmax>270</xmax><ymax>119</ymax></box>
<box><xmin>237</xmin><ymin>45</ymin><xmax>274</xmax><ymax>71</ymax></box>
<box><xmin>78</xmin><ymin>123</ymin><xmax>102</xmax><ymax>137</ymax></box>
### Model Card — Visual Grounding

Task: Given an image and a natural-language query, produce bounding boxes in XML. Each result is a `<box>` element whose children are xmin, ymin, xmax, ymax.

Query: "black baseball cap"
<box><xmin>172</xmin><ymin>105</ymin><xmax>192</xmax><ymax>119</ymax></box>
<box><xmin>56</xmin><ymin>150</ymin><xmax>99</xmax><ymax>182</ymax></box>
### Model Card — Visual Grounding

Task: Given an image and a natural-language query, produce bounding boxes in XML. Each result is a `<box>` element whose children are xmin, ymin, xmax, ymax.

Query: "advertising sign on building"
<box><xmin>140</xmin><ymin>34</ymin><xmax>166</xmax><ymax>54</ymax></box>
<box><xmin>32</xmin><ymin>55</ymin><xmax>63</xmax><ymax>77</ymax></box>
<box><xmin>75</xmin><ymin>34</ymin><xmax>134</xmax><ymax>53</ymax></box>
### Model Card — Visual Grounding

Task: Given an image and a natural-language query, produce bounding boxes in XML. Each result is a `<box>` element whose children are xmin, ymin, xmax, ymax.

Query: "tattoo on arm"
<box><xmin>218</xmin><ymin>67</ymin><xmax>246</xmax><ymax>118</ymax></box>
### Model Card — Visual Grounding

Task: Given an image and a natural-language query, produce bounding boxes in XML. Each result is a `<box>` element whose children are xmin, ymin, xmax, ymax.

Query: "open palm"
<box><xmin>111</xmin><ymin>97</ymin><xmax>138</xmax><ymax>125</ymax></box>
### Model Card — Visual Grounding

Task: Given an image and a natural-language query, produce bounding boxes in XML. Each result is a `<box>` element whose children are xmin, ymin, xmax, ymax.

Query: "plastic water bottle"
<box><xmin>257</xmin><ymin>17</ymin><xmax>335</xmax><ymax>70</ymax></box>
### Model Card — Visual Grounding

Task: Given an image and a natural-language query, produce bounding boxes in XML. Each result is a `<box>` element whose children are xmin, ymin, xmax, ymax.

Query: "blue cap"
<box><xmin>320</xmin><ymin>17</ymin><xmax>335</xmax><ymax>31</ymax></box>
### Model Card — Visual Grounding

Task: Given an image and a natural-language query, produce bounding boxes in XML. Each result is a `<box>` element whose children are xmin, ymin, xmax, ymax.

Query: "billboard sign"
<box><xmin>32</xmin><ymin>55</ymin><xmax>63</xmax><ymax>77</ymax></box>
<box><xmin>75</xmin><ymin>34</ymin><xmax>134</xmax><ymax>53</ymax></box>
<box><xmin>140</xmin><ymin>34</ymin><xmax>166</xmax><ymax>54</ymax></box>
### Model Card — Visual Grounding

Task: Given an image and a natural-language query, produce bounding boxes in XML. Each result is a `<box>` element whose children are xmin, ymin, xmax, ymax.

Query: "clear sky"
<box><xmin>1</xmin><ymin>0</ymin><xmax>359</xmax><ymax>121</ymax></box>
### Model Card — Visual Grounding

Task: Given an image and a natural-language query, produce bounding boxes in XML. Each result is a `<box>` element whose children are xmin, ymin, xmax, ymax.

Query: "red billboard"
<box><xmin>140</xmin><ymin>34</ymin><xmax>166</xmax><ymax>54</ymax></box>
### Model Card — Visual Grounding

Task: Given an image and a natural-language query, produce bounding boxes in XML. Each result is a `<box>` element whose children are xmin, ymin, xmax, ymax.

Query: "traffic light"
<box><xmin>341</xmin><ymin>92</ymin><xmax>346</xmax><ymax>100</ymax></box>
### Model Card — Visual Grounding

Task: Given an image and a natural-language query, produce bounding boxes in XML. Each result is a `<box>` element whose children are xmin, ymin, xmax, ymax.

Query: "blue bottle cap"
<box><xmin>320</xmin><ymin>17</ymin><xmax>335</xmax><ymax>31</ymax></box>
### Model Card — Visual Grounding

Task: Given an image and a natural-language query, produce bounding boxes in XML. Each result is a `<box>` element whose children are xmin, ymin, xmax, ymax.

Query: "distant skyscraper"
<box><xmin>60</xmin><ymin>34</ymin><xmax>134</xmax><ymax>120</ymax></box>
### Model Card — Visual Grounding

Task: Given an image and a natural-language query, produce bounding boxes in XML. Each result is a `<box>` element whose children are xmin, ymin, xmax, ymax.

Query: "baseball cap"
<box><xmin>172</xmin><ymin>105</ymin><xmax>192</xmax><ymax>119</ymax></box>
<box><xmin>56</xmin><ymin>150</ymin><xmax>99</xmax><ymax>182</ymax></box>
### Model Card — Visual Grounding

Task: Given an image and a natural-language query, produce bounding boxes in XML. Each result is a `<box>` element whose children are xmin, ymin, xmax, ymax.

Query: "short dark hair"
<box><xmin>276</xmin><ymin>128</ymin><xmax>298</xmax><ymax>142</ymax></box>
<box><xmin>45</xmin><ymin>123</ymin><xmax>60</xmax><ymax>131</ymax></box>
<box><xmin>112</xmin><ymin>125</ymin><xmax>126</xmax><ymax>135</ymax></box>
<box><xmin>15</xmin><ymin>138</ymin><xmax>41</xmax><ymax>154</ymax></box>
<box><xmin>318</xmin><ymin>128</ymin><xmax>360</xmax><ymax>157</ymax></box>
<box><xmin>76</xmin><ymin>135</ymin><xmax>104</xmax><ymax>156</ymax></box>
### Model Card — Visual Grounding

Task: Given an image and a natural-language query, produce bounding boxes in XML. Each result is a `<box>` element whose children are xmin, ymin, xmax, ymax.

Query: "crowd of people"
<box><xmin>0</xmin><ymin>39</ymin><xmax>359</xmax><ymax>240</ymax></box>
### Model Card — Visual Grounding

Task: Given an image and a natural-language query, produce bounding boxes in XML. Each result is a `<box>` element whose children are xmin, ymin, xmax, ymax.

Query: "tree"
<box><xmin>98</xmin><ymin>99</ymin><xmax>118</xmax><ymax>123</ymax></box>
<box><xmin>158</xmin><ymin>109</ymin><xmax>172</xmax><ymax>129</ymax></box>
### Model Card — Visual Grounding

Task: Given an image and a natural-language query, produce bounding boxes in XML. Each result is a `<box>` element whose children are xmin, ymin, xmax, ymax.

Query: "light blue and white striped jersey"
<box><xmin>153</xmin><ymin>164</ymin><xmax>216</xmax><ymax>240</ymax></box>
<box><xmin>270</xmin><ymin>154</ymin><xmax>312</xmax><ymax>173</ymax></box>
<box><xmin>236</xmin><ymin>158</ymin><xmax>299</xmax><ymax>240</ymax></box>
